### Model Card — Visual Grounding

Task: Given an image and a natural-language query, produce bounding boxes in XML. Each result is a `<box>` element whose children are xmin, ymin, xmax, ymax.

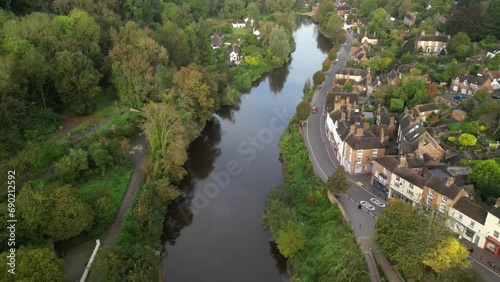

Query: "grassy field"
<box><xmin>232</xmin><ymin>27</ymin><xmax>250</xmax><ymax>35</ymax></box>
<box><xmin>447</xmin><ymin>120</ymin><xmax>472</xmax><ymax>132</ymax></box>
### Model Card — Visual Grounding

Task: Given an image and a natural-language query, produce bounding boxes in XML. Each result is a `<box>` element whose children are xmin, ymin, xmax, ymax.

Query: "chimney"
<box><xmin>446</xmin><ymin>177</ymin><xmax>455</xmax><ymax>187</ymax></box>
<box><xmin>367</xmin><ymin>68</ymin><xmax>372</xmax><ymax>86</ymax></box>
<box><xmin>399</xmin><ymin>155</ymin><xmax>407</xmax><ymax>167</ymax></box>
<box><xmin>380</xmin><ymin>128</ymin><xmax>385</xmax><ymax>143</ymax></box>
<box><xmin>347</xmin><ymin>107</ymin><xmax>351</xmax><ymax>121</ymax></box>
<box><xmin>389</xmin><ymin>116</ymin><xmax>395</xmax><ymax>128</ymax></box>
<box><xmin>356</xmin><ymin>127</ymin><xmax>364</xmax><ymax>137</ymax></box>
<box><xmin>341</xmin><ymin>111</ymin><xmax>346</xmax><ymax>120</ymax></box>
<box><xmin>421</xmin><ymin>30</ymin><xmax>425</xmax><ymax>36</ymax></box>
<box><xmin>364</xmin><ymin>122</ymin><xmax>370</xmax><ymax>131</ymax></box>
<box><xmin>364</xmin><ymin>30</ymin><xmax>367</xmax><ymax>37</ymax></box>
<box><xmin>434</xmin><ymin>30</ymin><xmax>440</xmax><ymax>36</ymax></box>
<box><xmin>415</xmin><ymin>116</ymin><xmax>421</xmax><ymax>123</ymax></box>
<box><xmin>350</xmin><ymin>124</ymin><xmax>356</xmax><ymax>134</ymax></box>
<box><xmin>418</xmin><ymin>137</ymin><xmax>425</xmax><ymax>151</ymax></box>
<box><xmin>495</xmin><ymin>198</ymin><xmax>500</xmax><ymax>208</ymax></box>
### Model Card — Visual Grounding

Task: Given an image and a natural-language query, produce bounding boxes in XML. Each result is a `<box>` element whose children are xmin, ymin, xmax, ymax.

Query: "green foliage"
<box><xmin>296</xmin><ymin>100</ymin><xmax>311</xmax><ymax>121</ymax></box>
<box><xmin>312</xmin><ymin>71</ymin><xmax>325</xmax><ymax>86</ymax></box>
<box><xmin>322</xmin><ymin>58</ymin><xmax>331</xmax><ymax>71</ymax></box>
<box><xmin>45</xmin><ymin>185</ymin><xmax>94</xmax><ymax>241</ymax></box>
<box><xmin>268</xmin><ymin>25</ymin><xmax>292</xmax><ymax>65</ymax></box>
<box><xmin>312</xmin><ymin>0</ymin><xmax>334</xmax><ymax>27</ymax></box>
<box><xmin>275</xmin><ymin>220</ymin><xmax>307</xmax><ymax>258</ymax></box>
<box><xmin>389</xmin><ymin>98</ymin><xmax>404</xmax><ymax>113</ymax></box>
<box><xmin>328</xmin><ymin>48</ymin><xmax>337</xmax><ymax>60</ymax></box>
<box><xmin>324</xmin><ymin>13</ymin><xmax>342</xmax><ymax>37</ymax></box>
<box><xmin>457</xmin><ymin>133</ymin><xmax>477</xmax><ymax>148</ymax></box>
<box><xmin>264</xmin><ymin>122</ymin><xmax>369</xmax><ymax>281</ymax></box>
<box><xmin>468</xmin><ymin>160</ymin><xmax>500</xmax><ymax>200</ymax></box>
<box><xmin>55</xmin><ymin>148</ymin><xmax>89</xmax><ymax>182</ymax></box>
<box><xmin>482</xmin><ymin>0</ymin><xmax>500</xmax><ymax>39</ymax></box>
<box><xmin>17</xmin><ymin>182</ymin><xmax>52</xmax><ymax>243</ymax></box>
<box><xmin>360</xmin><ymin>0</ymin><xmax>378</xmax><ymax>18</ymax></box>
<box><xmin>0</xmin><ymin>247</ymin><xmax>64</xmax><ymax>281</ymax></box>
<box><xmin>376</xmin><ymin>200</ymin><xmax>460</xmax><ymax>280</ymax></box>
<box><xmin>303</xmin><ymin>78</ymin><xmax>312</xmax><ymax>94</ymax></box>
<box><xmin>326</xmin><ymin>165</ymin><xmax>349</xmax><ymax>194</ymax></box>
<box><xmin>20</xmin><ymin>141</ymin><xmax>65</xmax><ymax>172</ymax></box>
<box><xmin>448</xmin><ymin>32</ymin><xmax>472</xmax><ymax>60</ymax></box>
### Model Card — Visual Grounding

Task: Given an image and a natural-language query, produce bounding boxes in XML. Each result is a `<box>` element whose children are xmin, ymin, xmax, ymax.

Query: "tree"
<box><xmin>296</xmin><ymin>100</ymin><xmax>311</xmax><ymax>122</ymax></box>
<box><xmin>222</xmin><ymin>0</ymin><xmax>245</xmax><ymax>18</ymax></box>
<box><xmin>482</xmin><ymin>0</ymin><xmax>500</xmax><ymax>39</ymax></box>
<box><xmin>343</xmin><ymin>81</ymin><xmax>353</xmax><ymax>91</ymax></box>
<box><xmin>312</xmin><ymin>71</ymin><xmax>325</xmax><ymax>86</ymax></box>
<box><xmin>313</xmin><ymin>0</ymin><xmax>334</xmax><ymax>27</ymax></box>
<box><xmin>45</xmin><ymin>185</ymin><xmax>94</xmax><ymax>241</ymax></box>
<box><xmin>324</xmin><ymin>13</ymin><xmax>342</xmax><ymax>37</ymax></box>
<box><xmin>457</xmin><ymin>133</ymin><xmax>477</xmax><ymax>148</ymax></box>
<box><xmin>303</xmin><ymin>79</ymin><xmax>311</xmax><ymax>94</ymax></box>
<box><xmin>53</xmin><ymin>51</ymin><xmax>102</xmax><ymax>115</ymax></box>
<box><xmin>322</xmin><ymin>58</ymin><xmax>331</xmax><ymax>71</ymax></box>
<box><xmin>268</xmin><ymin>25</ymin><xmax>292</xmax><ymax>65</ymax></box>
<box><xmin>422</xmin><ymin>237</ymin><xmax>470</xmax><ymax>275</ymax></box>
<box><xmin>155</xmin><ymin>21</ymin><xmax>190</xmax><ymax>67</ymax></box>
<box><xmin>328</xmin><ymin>48</ymin><xmax>337</xmax><ymax>60</ymax></box>
<box><xmin>141</xmin><ymin>102</ymin><xmax>189</xmax><ymax>182</ymax></box>
<box><xmin>17</xmin><ymin>182</ymin><xmax>51</xmax><ymax>243</ymax></box>
<box><xmin>0</xmin><ymin>247</ymin><xmax>63</xmax><ymax>281</ymax></box>
<box><xmin>448</xmin><ymin>32</ymin><xmax>472</xmax><ymax>60</ymax></box>
<box><xmin>326</xmin><ymin>166</ymin><xmax>349</xmax><ymax>195</ymax></box>
<box><xmin>468</xmin><ymin>160</ymin><xmax>500</xmax><ymax>199</ymax></box>
<box><xmin>246</xmin><ymin>2</ymin><xmax>260</xmax><ymax>20</ymax></box>
<box><xmin>368</xmin><ymin>8</ymin><xmax>390</xmax><ymax>36</ymax></box>
<box><xmin>360</xmin><ymin>0</ymin><xmax>378</xmax><ymax>18</ymax></box>
<box><xmin>55</xmin><ymin>148</ymin><xmax>89</xmax><ymax>182</ymax></box>
<box><xmin>336</xmin><ymin>30</ymin><xmax>347</xmax><ymax>44</ymax></box>
<box><xmin>447</xmin><ymin>1</ymin><xmax>483</xmax><ymax>41</ymax></box>
<box><xmin>109</xmin><ymin>21</ymin><xmax>168</xmax><ymax>108</ymax></box>
<box><xmin>275</xmin><ymin>221</ymin><xmax>306</xmax><ymax>258</ymax></box>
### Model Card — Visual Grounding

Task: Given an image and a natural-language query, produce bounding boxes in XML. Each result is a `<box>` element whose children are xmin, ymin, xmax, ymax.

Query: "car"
<box><xmin>492</xmin><ymin>95</ymin><xmax>500</xmax><ymax>100</ymax></box>
<box><xmin>453</xmin><ymin>95</ymin><xmax>465</xmax><ymax>101</ymax></box>
<box><xmin>311</xmin><ymin>106</ymin><xmax>317</xmax><ymax>114</ymax></box>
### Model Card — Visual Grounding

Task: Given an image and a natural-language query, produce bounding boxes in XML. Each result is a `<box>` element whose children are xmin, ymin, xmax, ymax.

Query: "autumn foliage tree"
<box><xmin>312</xmin><ymin>71</ymin><xmax>325</xmax><ymax>86</ymax></box>
<box><xmin>296</xmin><ymin>100</ymin><xmax>311</xmax><ymax>122</ymax></box>
<box><xmin>328</xmin><ymin>48</ymin><xmax>337</xmax><ymax>60</ymax></box>
<box><xmin>326</xmin><ymin>166</ymin><xmax>349</xmax><ymax>195</ymax></box>
<box><xmin>322</xmin><ymin>58</ymin><xmax>331</xmax><ymax>71</ymax></box>
<box><xmin>422</xmin><ymin>237</ymin><xmax>470</xmax><ymax>275</ymax></box>
<box><xmin>457</xmin><ymin>133</ymin><xmax>477</xmax><ymax>149</ymax></box>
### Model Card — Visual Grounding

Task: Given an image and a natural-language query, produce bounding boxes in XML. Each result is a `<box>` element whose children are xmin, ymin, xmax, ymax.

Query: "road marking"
<box><xmin>360</xmin><ymin>201</ymin><xmax>375</xmax><ymax>211</ymax></box>
<box><xmin>356</xmin><ymin>181</ymin><xmax>363</xmax><ymax>186</ymax></box>
<box><xmin>350</xmin><ymin>179</ymin><xmax>387</xmax><ymax>205</ymax></box>
<box><xmin>305</xmin><ymin>119</ymin><xmax>328</xmax><ymax>180</ymax></box>
<box><xmin>370</xmin><ymin>198</ymin><xmax>386</xmax><ymax>208</ymax></box>
<box><xmin>469</xmin><ymin>256</ymin><xmax>500</xmax><ymax>278</ymax></box>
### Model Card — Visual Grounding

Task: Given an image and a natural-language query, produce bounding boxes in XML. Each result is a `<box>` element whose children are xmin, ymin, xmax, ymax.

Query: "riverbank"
<box><xmin>263</xmin><ymin>119</ymin><xmax>370</xmax><ymax>281</ymax></box>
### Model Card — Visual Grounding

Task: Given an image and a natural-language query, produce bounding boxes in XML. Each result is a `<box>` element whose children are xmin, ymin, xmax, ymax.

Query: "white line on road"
<box><xmin>350</xmin><ymin>179</ymin><xmax>387</xmax><ymax>205</ymax></box>
<box><xmin>306</xmin><ymin>121</ymin><xmax>329</xmax><ymax>180</ymax></box>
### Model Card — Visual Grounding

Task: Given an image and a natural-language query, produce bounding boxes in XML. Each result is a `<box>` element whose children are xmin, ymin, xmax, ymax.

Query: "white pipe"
<box><xmin>80</xmin><ymin>239</ymin><xmax>100</xmax><ymax>282</ymax></box>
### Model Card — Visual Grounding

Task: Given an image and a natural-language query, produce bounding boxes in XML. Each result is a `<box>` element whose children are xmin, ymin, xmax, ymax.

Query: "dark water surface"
<box><xmin>162</xmin><ymin>16</ymin><xmax>333</xmax><ymax>282</ymax></box>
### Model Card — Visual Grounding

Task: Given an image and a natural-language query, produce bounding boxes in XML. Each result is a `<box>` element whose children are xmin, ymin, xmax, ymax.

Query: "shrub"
<box><xmin>322</xmin><ymin>58</ymin><xmax>331</xmax><ymax>71</ymax></box>
<box><xmin>20</xmin><ymin>141</ymin><xmax>66</xmax><ymax>172</ymax></box>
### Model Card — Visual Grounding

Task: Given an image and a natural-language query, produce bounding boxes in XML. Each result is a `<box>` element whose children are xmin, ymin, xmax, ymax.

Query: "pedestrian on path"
<box><xmin>359</xmin><ymin>224</ymin><xmax>361</xmax><ymax>228</ymax></box>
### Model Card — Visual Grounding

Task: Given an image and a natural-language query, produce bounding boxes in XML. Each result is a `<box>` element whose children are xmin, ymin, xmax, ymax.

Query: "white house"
<box><xmin>388</xmin><ymin>166</ymin><xmax>424</xmax><ymax>206</ymax></box>
<box><xmin>227</xmin><ymin>44</ymin><xmax>241</xmax><ymax>66</ymax></box>
<box><xmin>448</xmin><ymin>196</ymin><xmax>488</xmax><ymax>246</ymax></box>
<box><xmin>232</xmin><ymin>21</ymin><xmax>246</xmax><ymax>28</ymax></box>
<box><xmin>486</xmin><ymin>47</ymin><xmax>500</xmax><ymax>59</ymax></box>
<box><xmin>482</xmin><ymin>203</ymin><xmax>500</xmax><ymax>257</ymax></box>
<box><xmin>252</xmin><ymin>28</ymin><xmax>260</xmax><ymax>40</ymax></box>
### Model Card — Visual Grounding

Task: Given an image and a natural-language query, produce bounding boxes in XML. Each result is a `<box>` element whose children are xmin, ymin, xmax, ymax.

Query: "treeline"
<box><xmin>0</xmin><ymin>0</ymin><xmax>300</xmax><ymax>280</ymax></box>
<box><xmin>263</xmin><ymin>119</ymin><xmax>369</xmax><ymax>281</ymax></box>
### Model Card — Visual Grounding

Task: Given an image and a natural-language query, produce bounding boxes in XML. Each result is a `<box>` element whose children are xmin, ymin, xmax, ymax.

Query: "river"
<box><xmin>162</xmin><ymin>16</ymin><xmax>333</xmax><ymax>282</ymax></box>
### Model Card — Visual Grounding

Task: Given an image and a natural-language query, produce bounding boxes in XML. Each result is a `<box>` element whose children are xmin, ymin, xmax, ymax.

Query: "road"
<box><xmin>301</xmin><ymin>34</ymin><xmax>500</xmax><ymax>282</ymax></box>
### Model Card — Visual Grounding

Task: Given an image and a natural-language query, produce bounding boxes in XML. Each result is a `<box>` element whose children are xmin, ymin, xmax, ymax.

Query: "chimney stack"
<box><xmin>350</xmin><ymin>124</ymin><xmax>356</xmax><ymax>134</ymax></box>
<box><xmin>495</xmin><ymin>198</ymin><xmax>500</xmax><ymax>208</ymax></box>
<box><xmin>364</xmin><ymin>122</ymin><xmax>370</xmax><ymax>131</ymax></box>
<box><xmin>356</xmin><ymin>127</ymin><xmax>364</xmax><ymax>137</ymax></box>
<box><xmin>389</xmin><ymin>116</ymin><xmax>395</xmax><ymax>128</ymax></box>
<box><xmin>446</xmin><ymin>177</ymin><xmax>455</xmax><ymax>187</ymax></box>
<box><xmin>399</xmin><ymin>155</ymin><xmax>407</xmax><ymax>167</ymax></box>
<box><xmin>418</xmin><ymin>137</ymin><xmax>425</xmax><ymax>151</ymax></box>
<box><xmin>341</xmin><ymin>111</ymin><xmax>346</xmax><ymax>121</ymax></box>
<box><xmin>380</xmin><ymin>128</ymin><xmax>385</xmax><ymax>143</ymax></box>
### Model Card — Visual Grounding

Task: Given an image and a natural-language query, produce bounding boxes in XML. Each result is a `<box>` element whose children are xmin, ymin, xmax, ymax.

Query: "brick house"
<box><xmin>422</xmin><ymin>176</ymin><xmax>469</xmax><ymax>214</ymax></box>
<box><xmin>371</xmin><ymin>156</ymin><xmax>400</xmax><ymax>198</ymax></box>
<box><xmin>413</xmin><ymin>102</ymin><xmax>440</xmax><ymax>122</ymax></box>
<box><xmin>415</xmin><ymin>31</ymin><xmax>449</xmax><ymax>55</ymax></box>
<box><xmin>449</xmin><ymin>73</ymin><xmax>491</xmax><ymax>95</ymax></box>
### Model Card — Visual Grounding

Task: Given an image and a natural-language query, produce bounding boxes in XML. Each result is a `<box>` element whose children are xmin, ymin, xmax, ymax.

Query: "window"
<box><xmin>426</xmin><ymin>196</ymin><xmax>433</xmax><ymax>205</ymax></box>
<box><xmin>442</xmin><ymin>196</ymin><xmax>448</xmax><ymax>202</ymax></box>
<box><xmin>458</xmin><ymin>214</ymin><xmax>463</xmax><ymax>221</ymax></box>
<box><xmin>469</xmin><ymin>221</ymin><xmax>475</xmax><ymax>228</ymax></box>
<box><xmin>409</xmin><ymin>183</ymin><xmax>414</xmax><ymax>189</ymax></box>
<box><xmin>494</xmin><ymin>231</ymin><xmax>499</xmax><ymax>239</ymax></box>
<box><xmin>439</xmin><ymin>204</ymin><xmax>446</xmax><ymax>212</ymax></box>
<box><xmin>429</xmin><ymin>189</ymin><xmax>434</xmax><ymax>195</ymax></box>
<box><xmin>383</xmin><ymin>168</ymin><xmax>387</xmax><ymax>174</ymax></box>
<box><xmin>407</xmin><ymin>190</ymin><xmax>414</xmax><ymax>196</ymax></box>
<box><xmin>465</xmin><ymin>228</ymin><xmax>474</xmax><ymax>238</ymax></box>
<box><xmin>396</xmin><ymin>176</ymin><xmax>400</xmax><ymax>181</ymax></box>
<box><xmin>357</xmin><ymin>150</ymin><xmax>363</xmax><ymax>156</ymax></box>
<box><xmin>452</xmin><ymin>86</ymin><xmax>458</xmax><ymax>92</ymax></box>
<box><xmin>463</xmin><ymin>80</ymin><xmax>468</xmax><ymax>84</ymax></box>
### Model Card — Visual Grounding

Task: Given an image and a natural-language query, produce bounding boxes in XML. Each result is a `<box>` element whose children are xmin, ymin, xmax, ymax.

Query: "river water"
<box><xmin>162</xmin><ymin>16</ymin><xmax>333</xmax><ymax>282</ymax></box>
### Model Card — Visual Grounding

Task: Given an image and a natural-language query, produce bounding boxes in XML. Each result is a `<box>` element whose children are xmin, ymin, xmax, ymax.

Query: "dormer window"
<box><xmin>463</xmin><ymin>80</ymin><xmax>468</xmax><ymax>84</ymax></box>
<box><xmin>455</xmin><ymin>77</ymin><xmax>460</xmax><ymax>82</ymax></box>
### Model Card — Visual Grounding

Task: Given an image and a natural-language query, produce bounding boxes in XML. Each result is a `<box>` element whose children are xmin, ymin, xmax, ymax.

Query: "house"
<box><xmin>252</xmin><ymin>28</ymin><xmax>260</xmax><ymax>40</ymax></box>
<box><xmin>483</xmin><ymin>202</ymin><xmax>500</xmax><ymax>257</ymax></box>
<box><xmin>486</xmin><ymin>70</ymin><xmax>500</xmax><ymax>91</ymax></box>
<box><xmin>361</xmin><ymin>31</ymin><xmax>378</xmax><ymax>45</ymax></box>
<box><xmin>334</xmin><ymin>67</ymin><xmax>370</xmax><ymax>92</ymax></box>
<box><xmin>388</xmin><ymin>163</ymin><xmax>425</xmax><ymax>206</ymax></box>
<box><xmin>231</xmin><ymin>20</ymin><xmax>246</xmax><ymax>28</ymax></box>
<box><xmin>415</xmin><ymin>31</ymin><xmax>449</xmax><ymax>55</ymax></box>
<box><xmin>210</xmin><ymin>32</ymin><xmax>225</xmax><ymax>49</ymax></box>
<box><xmin>371</xmin><ymin>156</ymin><xmax>400</xmax><ymax>198</ymax></box>
<box><xmin>376</xmin><ymin>105</ymin><xmax>397</xmax><ymax>138</ymax></box>
<box><xmin>336</xmin><ymin>6</ymin><xmax>352</xmax><ymax>18</ymax></box>
<box><xmin>448</xmin><ymin>196</ymin><xmax>488</xmax><ymax>246</ymax></box>
<box><xmin>324</xmin><ymin>91</ymin><xmax>386</xmax><ymax>175</ymax></box>
<box><xmin>449</xmin><ymin>73</ymin><xmax>491</xmax><ymax>95</ymax></box>
<box><xmin>404</xmin><ymin>13</ymin><xmax>417</xmax><ymax>27</ymax></box>
<box><xmin>397</xmin><ymin>113</ymin><xmax>445</xmax><ymax>163</ymax></box>
<box><xmin>386</xmin><ymin>69</ymin><xmax>401</xmax><ymax>86</ymax></box>
<box><xmin>350</xmin><ymin>45</ymin><xmax>370</xmax><ymax>66</ymax></box>
<box><xmin>226</xmin><ymin>44</ymin><xmax>241</xmax><ymax>66</ymax></box>
<box><xmin>413</xmin><ymin>102</ymin><xmax>440</xmax><ymax>122</ymax></box>
<box><xmin>422</xmin><ymin>176</ymin><xmax>469</xmax><ymax>214</ymax></box>
<box><xmin>486</xmin><ymin>47</ymin><xmax>500</xmax><ymax>59</ymax></box>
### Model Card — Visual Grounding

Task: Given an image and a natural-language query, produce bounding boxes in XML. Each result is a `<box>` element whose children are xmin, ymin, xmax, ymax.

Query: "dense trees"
<box><xmin>313</xmin><ymin>70</ymin><xmax>325</xmax><ymax>85</ymax></box>
<box><xmin>482</xmin><ymin>0</ymin><xmax>500</xmax><ymax>38</ymax></box>
<box><xmin>448</xmin><ymin>32</ymin><xmax>472</xmax><ymax>60</ymax></box>
<box><xmin>0</xmin><ymin>247</ymin><xmax>64</xmax><ymax>281</ymax></box>
<box><xmin>376</xmin><ymin>200</ymin><xmax>473</xmax><ymax>280</ymax></box>
<box><xmin>296</xmin><ymin>100</ymin><xmax>311</xmax><ymax>121</ymax></box>
<box><xmin>326</xmin><ymin>166</ymin><xmax>349</xmax><ymax>195</ymax></box>
<box><xmin>467</xmin><ymin>159</ymin><xmax>500</xmax><ymax>200</ymax></box>
<box><xmin>268</xmin><ymin>25</ymin><xmax>292</xmax><ymax>66</ymax></box>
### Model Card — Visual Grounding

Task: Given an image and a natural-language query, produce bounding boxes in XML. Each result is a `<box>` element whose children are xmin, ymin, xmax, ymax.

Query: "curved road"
<box><xmin>301</xmin><ymin>33</ymin><xmax>500</xmax><ymax>282</ymax></box>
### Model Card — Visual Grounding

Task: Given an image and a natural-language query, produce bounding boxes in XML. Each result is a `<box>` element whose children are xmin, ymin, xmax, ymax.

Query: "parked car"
<box><xmin>454</xmin><ymin>95</ymin><xmax>465</xmax><ymax>101</ymax></box>
<box><xmin>311</xmin><ymin>106</ymin><xmax>317</xmax><ymax>114</ymax></box>
<box><xmin>492</xmin><ymin>95</ymin><xmax>500</xmax><ymax>100</ymax></box>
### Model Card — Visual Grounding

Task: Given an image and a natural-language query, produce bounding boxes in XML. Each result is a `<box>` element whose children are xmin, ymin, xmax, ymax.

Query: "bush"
<box><xmin>448</xmin><ymin>136</ymin><xmax>457</xmax><ymax>142</ymax></box>
<box><xmin>322</xmin><ymin>58</ymin><xmax>331</xmax><ymax>71</ymax></box>
<box><xmin>55</xmin><ymin>148</ymin><xmax>89</xmax><ymax>182</ymax></box>
<box><xmin>20</xmin><ymin>141</ymin><xmax>66</xmax><ymax>172</ymax></box>
<box><xmin>389</xmin><ymin>98</ymin><xmax>404</xmax><ymax>113</ymax></box>
<box><xmin>313</xmin><ymin>71</ymin><xmax>326</xmax><ymax>86</ymax></box>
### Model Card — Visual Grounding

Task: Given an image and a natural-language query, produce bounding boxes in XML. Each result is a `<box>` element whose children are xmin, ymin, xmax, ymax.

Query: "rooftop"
<box><xmin>425</xmin><ymin>175</ymin><xmax>464</xmax><ymax>199</ymax></box>
<box><xmin>452</xmin><ymin>197</ymin><xmax>488</xmax><ymax>225</ymax></box>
